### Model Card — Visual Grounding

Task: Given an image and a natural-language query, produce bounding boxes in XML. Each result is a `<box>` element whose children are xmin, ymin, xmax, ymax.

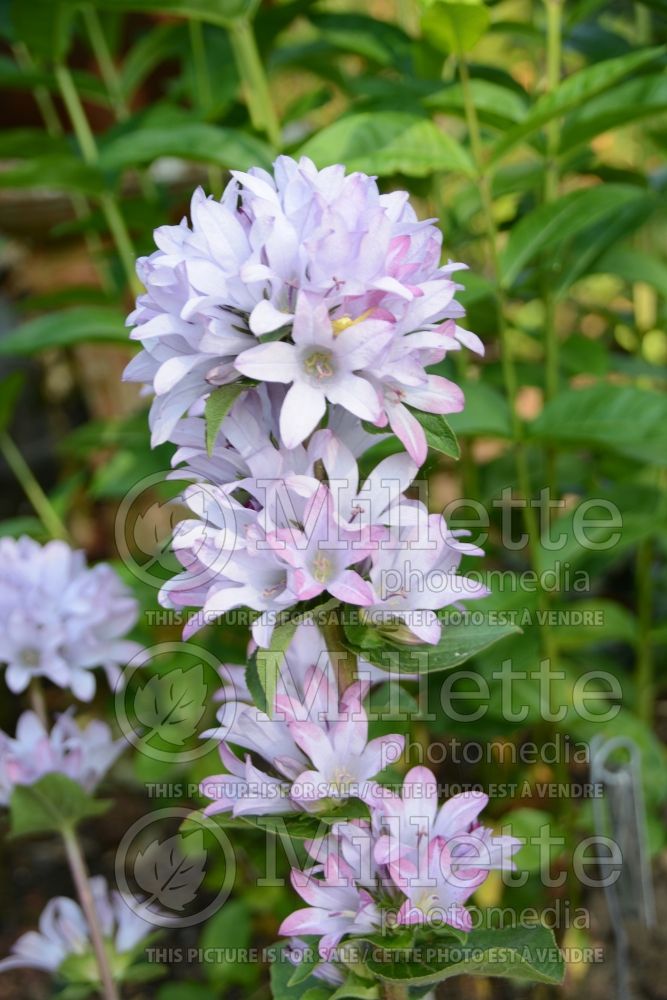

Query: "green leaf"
<box><xmin>499</xmin><ymin>184</ymin><xmax>648</xmax><ymax>288</ymax></box>
<box><xmin>553</xmin><ymin>599</ymin><xmax>637</xmax><ymax>649</ymax></box>
<box><xmin>200</xmin><ymin>900</ymin><xmax>256</xmax><ymax>987</ymax></box>
<box><xmin>529</xmin><ymin>384</ymin><xmax>667</xmax><ymax>466</ymax></box>
<box><xmin>365</xmin><ymin>925</ymin><xmax>564</xmax><ymax>986</ymax></box>
<box><xmin>299</xmin><ymin>111</ymin><xmax>474</xmax><ymax>178</ymax></box>
<box><xmin>119</xmin><ymin>24</ymin><xmax>182</xmax><ymax>104</ymax></box>
<box><xmin>0</xmin><ymin>154</ymin><xmax>103</xmax><ymax>196</ymax></box>
<box><xmin>560</xmin><ymin>73</ymin><xmax>667</xmax><ymax>153</ymax></box>
<box><xmin>447</xmin><ymin>381</ymin><xmax>513</xmax><ymax>437</ymax></box>
<box><xmin>592</xmin><ymin>244</ymin><xmax>667</xmax><ymax>298</ymax></box>
<box><xmin>10</xmin><ymin>0</ymin><xmax>74</xmax><ymax>62</ymax></box>
<box><xmin>310</xmin><ymin>12</ymin><xmax>412</xmax><ymax>67</ymax></box>
<box><xmin>204</xmin><ymin>383</ymin><xmax>248</xmax><ymax>455</ymax></box>
<box><xmin>350</xmin><ymin>618</ymin><xmax>521</xmax><ymax>675</ymax></box>
<box><xmin>256</xmin><ymin>619</ymin><xmax>298</xmax><ymax>715</ymax></box>
<box><xmin>271</xmin><ymin>945</ymin><xmax>333</xmax><ymax>999</ymax></box>
<box><xmin>0</xmin><ymin>307</ymin><xmax>128</xmax><ymax>355</ymax></box>
<box><xmin>94</xmin><ymin>0</ymin><xmax>256</xmax><ymax>26</ymax></box>
<box><xmin>414</xmin><ymin>411</ymin><xmax>460</xmax><ymax>459</ymax></box>
<box><xmin>424</xmin><ymin>78</ymin><xmax>528</xmax><ymax>127</ymax></box>
<box><xmin>421</xmin><ymin>0</ymin><xmax>490</xmax><ymax>55</ymax></box>
<box><xmin>491</xmin><ymin>45</ymin><xmax>665</xmax><ymax>161</ymax></box>
<box><xmin>9</xmin><ymin>773</ymin><xmax>110</xmax><ymax>837</ymax></box>
<box><xmin>100</xmin><ymin>124</ymin><xmax>272</xmax><ymax>172</ymax></box>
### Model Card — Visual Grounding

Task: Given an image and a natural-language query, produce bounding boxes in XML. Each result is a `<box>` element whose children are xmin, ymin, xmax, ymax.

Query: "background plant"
<box><xmin>0</xmin><ymin>0</ymin><xmax>665</xmax><ymax>997</ymax></box>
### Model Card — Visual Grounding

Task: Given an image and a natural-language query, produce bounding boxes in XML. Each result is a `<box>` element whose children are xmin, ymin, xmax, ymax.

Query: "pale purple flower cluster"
<box><xmin>201</xmin><ymin>662</ymin><xmax>404</xmax><ymax>816</ymax></box>
<box><xmin>159</xmin><ymin>399</ymin><xmax>487</xmax><ymax>646</ymax></box>
<box><xmin>0</xmin><ymin>537</ymin><xmax>141</xmax><ymax>700</ymax></box>
<box><xmin>0</xmin><ymin>877</ymin><xmax>156</xmax><ymax>975</ymax></box>
<box><xmin>125</xmin><ymin>155</ymin><xmax>482</xmax><ymax>464</ymax></box>
<box><xmin>278</xmin><ymin>767</ymin><xmax>520</xmax><ymax>959</ymax></box>
<box><xmin>0</xmin><ymin>710</ymin><xmax>124</xmax><ymax>805</ymax></box>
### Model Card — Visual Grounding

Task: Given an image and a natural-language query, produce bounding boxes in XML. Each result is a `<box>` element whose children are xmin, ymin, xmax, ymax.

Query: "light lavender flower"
<box><xmin>0</xmin><ymin>710</ymin><xmax>124</xmax><ymax>805</ymax></box>
<box><xmin>124</xmin><ymin>156</ymin><xmax>481</xmax><ymax>461</ymax></box>
<box><xmin>0</xmin><ymin>537</ymin><xmax>141</xmax><ymax>700</ymax></box>
<box><xmin>0</xmin><ymin>877</ymin><xmax>156</xmax><ymax>975</ymax></box>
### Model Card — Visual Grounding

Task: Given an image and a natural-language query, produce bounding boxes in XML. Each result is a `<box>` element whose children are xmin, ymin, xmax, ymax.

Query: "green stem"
<box><xmin>27</xmin><ymin>680</ymin><xmax>121</xmax><ymax>1000</ymax></box>
<box><xmin>62</xmin><ymin>827</ymin><xmax>122</xmax><ymax>1000</ymax></box>
<box><xmin>228</xmin><ymin>18</ymin><xmax>281</xmax><ymax>148</ymax></box>
<box><xmin>0</xmin><ymin>431</ymin><xmax>69</xmax><ymax>541</ymax></box>
<box><xmin>54</xmin><ymin>63</ymin><xmax>142</xmax><ymax>296</ymax></box>
<box><xmin>320</xmin><ymin>608</ymin><xmax>357</xmax><ymax>692</ymax></box>
<box><xmin>13</xmin><ymin>44</ymin><xmax>115</xmax><ymax>292</ymax></box>
<box><xmin>188</xmin><ymin>19</ymin><xmax>224</xmax><ymax>198</ymax></box>
<box><xmin>636</xmin><ymin>538</ymin><xmax>654</xmax><ymax>723</ymax></box>
<box><xmin>458</xmin><ymin>56</ymin><xmax>558</xmax><ymax>665</ymax></box>
<box><xmin>543</xmin><ymin>0</ymin><xmax>562</xmax><ymax>493</ymax></box>
<box><xmin>82</xmin><ymin>6</ymin><xmax>128</xmax><ymax>120</ymax></box>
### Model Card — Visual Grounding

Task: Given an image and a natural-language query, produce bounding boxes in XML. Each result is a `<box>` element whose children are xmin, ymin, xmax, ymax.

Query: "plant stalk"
<box><xmin>188</xmin><ymin>19</ymin><xmax>224</xmax><ymax>197</ymax></box>
<box><xmin>458</xmin><ymin>56</ymin><xmax>558</xmax><ymax>666</ymax></box>
<box><xmin>62</xmin><ymin>827</ymin><xmax>122</xmax><ymax>1000</ymax></box>
<box><xmin>27</xmin><ymin>680</ymin><xmax>120</xmax><ymax>1000</ymax></box>
<box><xmin>228</xmin><ymin>18</ymin><xmax>281</xmax><ymax>148</ymax></box>
<box><xmin>54</xmin><ymin>63</ymin><xmax>142</xmax><ymax>296</ymax></box>
<box><xmin>320</xmin><ymin>608</ymin><xmax>357</xmax><ymax>692</ymax></box>
<box><xmin>636</xmin><ymin>538</ymin><xmax>654</xmax><ymax>723</ymax></box>
<box><xmin>0</xmin><ymin>431</ymin><xmax>69</xmax><ymax>541</ymax></box>
<box><xmin>542</xmin><ymin>0</ymin><xmax>563</xmax><ymax>494</ymax></box>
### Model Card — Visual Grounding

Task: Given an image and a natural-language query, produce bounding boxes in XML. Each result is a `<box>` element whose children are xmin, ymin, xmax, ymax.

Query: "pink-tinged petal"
<box><xmin>234</xmin><ymin>341</ymin><xmax>299</xmax><ymax>383</ymax></box>
<box><xmin>289</xmin><ymin>723</ymin><xmax>333</xmax><ymax>772</ymax></box>
<box><xmin>328</xmin><ymin>570</ymin><xmax>375</xmax><ymax>607</ymax></box>
<box><xmin>280</xmin><ymin>383</ymin><xmax>326</xmax><ymax>449</ymax></box>
<box><xmin>402</xmin><ymin>766</ymin><xmax>439</xmax><ymax>825</ymax></box>
<box><xmin>446</xmin><ymin>904</ymin><xmax>474</xmax><ymax>931</ymax></box>
<box><xmin>279</xmin><ymin>906</ymin><xmax>329</xmax><ymax>937</ymax></box>
<box><xmin>249</xmin><ymin>299</ymin><xmax>293</xmax><ymax>335</ymax></box>
<box><xmin>327</xmin><ymin>375</ymin><xmax>383</xmax><ymax>423</ymax></box>
<box><xmin>401</xmin><ymin>611</ymin><xmax>441</xmax><ymax>644</ymax></box>
<box><xmin>435</xmin><ymin>791</ymin><xmax>489</xmax><ymax>839</ymax></box>
<box><xmin>360</xmin><ymin>734</ymin><xmax>404</xmax><ymax>778</ymax></box>
<box><xmin>406</xmin><ymin>375</ymin><xmax>464</xmax><ymax>415</ymax></box>
<box><xmin>289</xmin><ymin>769</ymin><xmax>325</xmax><ymax>805</ymax></box>
<box><xmin>387</xmin><ymin>402</ymin><xmax>427</xmax><ymax>466</ymax></box>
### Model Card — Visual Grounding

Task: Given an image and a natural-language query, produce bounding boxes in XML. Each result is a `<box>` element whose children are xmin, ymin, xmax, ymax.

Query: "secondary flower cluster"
<box><xmin>125</xmin><ymin>155</ymin><xmax>482</xmax><ymax>464</ymax></box>
<box><xmin>279</xmin><ymin>767</ymin><xmax>520</xmax><ymax>961</ymax></box>
<box><xmin>0</xmin><ymin>536</ymin><xmax>140</xmax><ymax>700</ymax></box>
<box><xmin>0</xmin><ymin>709</ymin><xmax>124</xmax><ymax>804</ymax></box>
<box><xmin>0</xmin><ymin>877</ymin><xmax>156</xmax><ymax>976</ymax></box>
<box><xmin>159</xmin><ymin>391</ymin><xmax>487</xmax><ymax>647</ymax></box>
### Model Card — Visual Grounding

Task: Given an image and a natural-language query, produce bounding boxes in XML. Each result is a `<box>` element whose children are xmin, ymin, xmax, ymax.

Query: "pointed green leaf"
<box><xmin>491</xmin><ymin>45</ymin><xmax>665</xmax><ymax>161</ymax></box>
<box><xmin>0</xmin><ymin>307</ymin><xmax>127</xmax><ymax>355</ymax></box>
<box><xmin>365</xmin><ymin>926</ymin><xmax>564</xmax><ymax>986</ymax></box>
<box><xmin>9</xmin><ymin>773</ymin><xmax>110</xmax><ymax>838</ymax></box>
<box><xmin>204</xmin><ymin>383</ymin><xmax>248</xmax><ymax>455</ymax></box>
<box><xmin>100</xmin><ymin>124</ymin><xmax>272</xmax><ymax>172</ymax></box>
<box><xmin>414</xmin><ymin>411</ymin><xmax>460</xmax><ymax>459</ymax></box>
<box><xmin>256</xmin><ymin>619</ymin><xmax>298</xmax><ymax>715</ymax></box>
<box><xmin>421</xmin><ymin>0</ymin><xmax>490</xmax><ymax>55</ymax></box>
<box><xmin>299</xmin><ymin>111</ymin><xmax>474</xmax><ymax>178</ymax></box>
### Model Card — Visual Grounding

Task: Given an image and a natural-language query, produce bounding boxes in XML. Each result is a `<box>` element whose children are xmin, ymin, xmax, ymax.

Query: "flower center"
<box><xmin>19</xmin><ymin>647</ymin><xmax>41</xmax><ymax>667</ymax></box>
<box><xmin>312</xmin><ymin>552</ymin><xmax>333</xmax><ymax>583</ymax></box>
<box><xmin>303</xmin><ymin>350</ymin><xmax>336</xmax><ymax>382</ymax></box>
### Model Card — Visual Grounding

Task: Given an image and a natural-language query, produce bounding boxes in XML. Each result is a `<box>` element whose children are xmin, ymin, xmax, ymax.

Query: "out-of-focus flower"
<box><xmin>124</xmin><ymin>156</ymin><xmax>481</xmax><ymax>460</ymax></box>
<box><xmin>0</xmin><ymin>537</ymin><xmax>141</xmax><ymax>701</ymax></box>
<box><xmin>0</xmin><ymin>710</ymin><xmax>124</xmax><ymax>805</ymax></box>
<box><xmin>0</xmin><ymin>877</ymin><xmax>156</xmax><ymax>976</ymax></box>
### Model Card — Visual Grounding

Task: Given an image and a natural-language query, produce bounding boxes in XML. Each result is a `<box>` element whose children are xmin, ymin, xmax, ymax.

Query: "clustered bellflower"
<box><xmin>0</xmin><ymin>537</ymin><xmax>141</xmax><ymax>700</ymax></box>
<box><xmin>121</xmin><ymin>156</ymin><xmax>513</xmax><ymax>966</ymax></box>
<box><xmin>124</xmin><ymin>155</ymin><xmax>482</xmax><ymax>463</ymax></box>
